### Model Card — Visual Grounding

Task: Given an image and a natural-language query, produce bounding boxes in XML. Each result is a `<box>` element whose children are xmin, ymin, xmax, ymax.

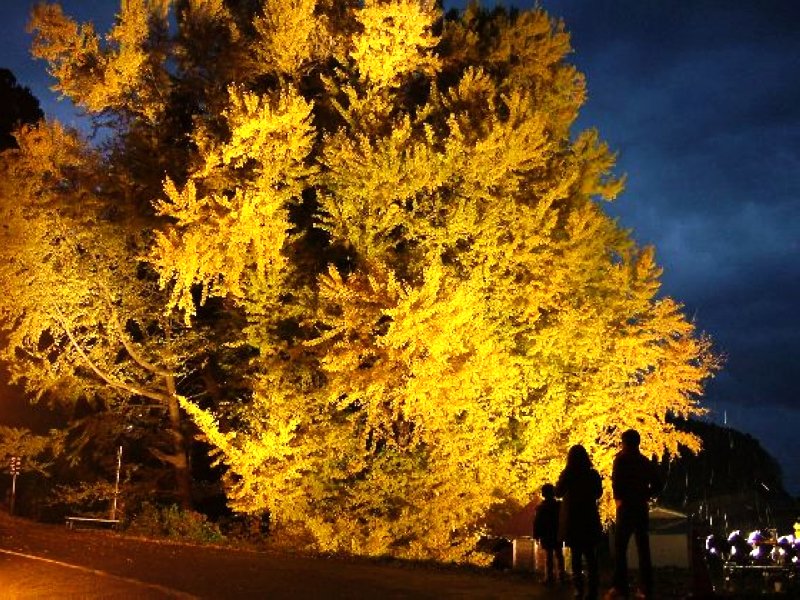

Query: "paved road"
<box><xmin>0</xmin><ymin>549</ymin><xmax>181</xmax><ymax>599</ymax></box>
<box><xmin>0</xmin><ymin>514</ymin><xmax>572</xmax><ymax>599</ymax></box>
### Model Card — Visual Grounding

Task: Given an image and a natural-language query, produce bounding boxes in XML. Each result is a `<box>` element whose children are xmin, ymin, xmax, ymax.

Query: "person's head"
<box><xmin>541</xmin><ymin>483</ymin><xmax>555</xmax><ymax>499</ymax></box>
<box><xmin>621</xmin><ymin>428</ymin><xmax>641</xmax><ymax>450</ymax></box>
<box><xmin>566</xmin><ymin>444</ymin><xmax>592</xmax><ymax>471</ymax></box>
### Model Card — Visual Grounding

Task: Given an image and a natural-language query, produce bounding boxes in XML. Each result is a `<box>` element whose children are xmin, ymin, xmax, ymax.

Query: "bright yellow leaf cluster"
<box><xmin>351</xmin><ymin>0</ymin><xmax>441</xmax><ymax>88</ymax></box>
<box><xmin>253</xmin><ymin>0</ymin><xmax>321</xmax><ymax>77</ymax></box>
<box><xmin>151</xmin><ymin>85</ymin><xmax>316</xmax><ymax>318</ymax></box>
<box><xmin>30</xmin><ymin>1</ymin><xmax>169</xmax><ymax>120</ymax></box>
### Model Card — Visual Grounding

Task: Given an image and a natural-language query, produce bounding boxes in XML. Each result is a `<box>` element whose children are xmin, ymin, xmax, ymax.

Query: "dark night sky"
<box><xmin>1</xmin><ymin>1</ymin><xmax>799</xmax><ymax>494</ymax></box>
<box><xmin>535</xmin><ymin>0</ymin><xmax>800</xmax><ymax>496</ymax></box>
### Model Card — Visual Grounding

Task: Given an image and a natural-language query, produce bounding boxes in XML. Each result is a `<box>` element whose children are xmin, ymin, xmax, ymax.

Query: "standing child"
<box><xmin>533</xmin><ymin>483</ymin><xmax>566</xmax><ymax>584</ymax></box>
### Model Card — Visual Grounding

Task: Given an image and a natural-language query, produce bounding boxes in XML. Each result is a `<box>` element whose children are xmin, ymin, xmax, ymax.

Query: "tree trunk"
<box><xmin>165</xmin><ymin>373</ymin><xmax>192</xmax><ymax>509</ymax></box>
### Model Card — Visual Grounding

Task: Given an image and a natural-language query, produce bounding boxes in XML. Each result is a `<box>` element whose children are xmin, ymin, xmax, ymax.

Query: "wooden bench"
<box><xmin>65</xmin><ymin>516</ymin><xmax>120</xmax><ymax>530</ymax></box>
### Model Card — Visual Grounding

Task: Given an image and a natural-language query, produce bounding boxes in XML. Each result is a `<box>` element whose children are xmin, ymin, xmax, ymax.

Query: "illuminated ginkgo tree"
<box><xmin>13</xmin><ymin>0</ymin><xmax>718</xmax><ymax>562</ymax></box>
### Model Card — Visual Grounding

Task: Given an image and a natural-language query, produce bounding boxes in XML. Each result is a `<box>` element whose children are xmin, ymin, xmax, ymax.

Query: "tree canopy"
<box><xmin>1</xmin><ymin>0</ymin><xmax>719</xmax><ymax>562</ymax></box>
<box><xmin>0</xmin><ymin>68</ymin><xmax>44</xmax><ymax>150</ymax></box>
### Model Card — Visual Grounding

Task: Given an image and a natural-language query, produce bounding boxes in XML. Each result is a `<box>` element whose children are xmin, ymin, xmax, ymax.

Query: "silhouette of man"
<box><xmin>611</xmin><ymin>429</ymin><xmax>662</xmax><ymax>599</ymax></box>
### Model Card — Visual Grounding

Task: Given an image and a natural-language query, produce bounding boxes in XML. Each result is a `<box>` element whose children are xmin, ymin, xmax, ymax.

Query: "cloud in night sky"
<box><xmin>540</xmin><ymin>0</ymin><xmax>800</xmax><ymax>491</ymax></box>
<box><xmin>1</xmin><ymin>0</ymin><xmax>798</xmax><ymax>492</ymax></box>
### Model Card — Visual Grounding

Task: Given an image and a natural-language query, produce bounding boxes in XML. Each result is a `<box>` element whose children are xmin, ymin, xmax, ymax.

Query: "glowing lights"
<box><xmin>706</xmin><ymin>529</ymin><xmax>800</xmax><ymax>567</ymax></box>
<box><xmin>710</xmin><ymin>528</ymin><xmax>800</xmax><ymax>594</ymax></box>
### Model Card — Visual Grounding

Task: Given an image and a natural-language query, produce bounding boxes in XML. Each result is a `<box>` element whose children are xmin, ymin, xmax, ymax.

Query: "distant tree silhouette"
<box><xmin>662</xmin><ymin>417</ymin><xmax>789</xmax><ymax>502</ymax></box>
<box><xmin>660</xmin><ymin>417</ymin><xmax>797</xmax><ymax>529</ymax></box>
<box><xmin>0</xmin><ymin>68</ymin><xmax>44</xmax><ymax>150</ymax></box>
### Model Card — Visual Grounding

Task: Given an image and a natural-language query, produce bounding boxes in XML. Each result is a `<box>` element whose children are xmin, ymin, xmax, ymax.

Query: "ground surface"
<box><xmin>0</xmin><ymin>512</ymin><xmax>705</xmax><ymax>599</ymax></box>
<box><xmin>0</xmin><ymin>513</ymin><xmax>576</xmax><ymax>599</ymax></box>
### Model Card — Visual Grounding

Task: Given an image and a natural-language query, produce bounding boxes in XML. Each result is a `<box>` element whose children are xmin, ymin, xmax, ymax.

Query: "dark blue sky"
<box><xmin>2</xmin><ymin>1</ymin><xmax>799</xmax><ymax>493</ymax></box>
<box><xmin>462</xmin><ymin>0</ymin><xmax>800</xmax><ymax>494</ymax></box>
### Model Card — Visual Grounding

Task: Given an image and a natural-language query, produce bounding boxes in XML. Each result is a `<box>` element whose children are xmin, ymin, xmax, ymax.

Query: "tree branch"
<box><xmin>102</xmin><ymin>284</ymin><xmax>176</xmax><ymax>378</ymax></box>
<box><xmin>149</xmin><ymin>446</ymin><xmax>186</xmax><ymax>468</ymax></box>
<box><xmin>53</xmin><ymin>309</ymin><xmax>169</xmax><ymax>405</ymax></box>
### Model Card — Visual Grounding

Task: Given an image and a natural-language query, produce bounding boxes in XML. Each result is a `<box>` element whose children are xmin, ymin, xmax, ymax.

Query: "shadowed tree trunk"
<box><xmin>165</xmin><ymin>374</ymin><xmax>192</xmax><ymax>509</ymax></box>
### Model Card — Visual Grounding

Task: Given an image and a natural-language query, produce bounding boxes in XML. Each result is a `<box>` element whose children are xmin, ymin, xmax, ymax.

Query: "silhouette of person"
<box><xmin>611</xmin><ymin>429</ymin><xmax>663</xmax><ymax>599</ymax></box>
<box><xmin>556</xmin><ymin>444</ymin><xmax>603</xmax><ymax>600</ymax></box>
<box><xmin>533</xmin><ymin>483</ymin><xmax>566</xmax><ymax>584</ymax></box>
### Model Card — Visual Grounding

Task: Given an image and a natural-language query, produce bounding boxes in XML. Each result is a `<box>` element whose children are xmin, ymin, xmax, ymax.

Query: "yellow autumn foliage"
<box><xmin>25</xmin><ymin>1</ymin><xmax>719</xmax><ymax>563</ymax></box>
<box><xmin>150</xmin><ymin>84</ymin><xmax>317</xmax><ymax>317</ymax></box>
<box><xmin>351</xmin><ymin>0</ymin><xmax>441</xmax><ymax>88</ymax></box>
<box><xmin>253</xmin><ymin>0</ymin><xmax>321</xmax><ymax>77</ymax></box>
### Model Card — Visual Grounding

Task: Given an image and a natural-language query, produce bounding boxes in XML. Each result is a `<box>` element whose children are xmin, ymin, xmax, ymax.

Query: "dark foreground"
<box><xmin>0</xmin><ymin>513</ymin><xmax>572</xmax><ymax>599</ymax></box>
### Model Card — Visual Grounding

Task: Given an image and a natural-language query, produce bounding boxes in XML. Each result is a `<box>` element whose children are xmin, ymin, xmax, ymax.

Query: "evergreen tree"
<box><xmin>0</xmin><ymin>69</ymin><xmax>44</xmax><ymax>150</ymax></box>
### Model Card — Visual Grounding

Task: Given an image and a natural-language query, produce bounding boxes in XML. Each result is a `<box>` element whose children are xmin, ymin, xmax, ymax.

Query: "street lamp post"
<box><xmin>111</xmin><ymin>445</ymin><xmax>122</xmax><ymax>521</ymax></box>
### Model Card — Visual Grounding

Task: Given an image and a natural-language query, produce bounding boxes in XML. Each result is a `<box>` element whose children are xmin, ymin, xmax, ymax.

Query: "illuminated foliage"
<box><xmin>22</xmin><ymin>1</ymin><xmax>718</xmax><ymax>562</ymax></box>
<box><xmin>150</xmin><ymin>84</ymin><xmax>317</xmax><ymax>317</ymax></box>
<box><xmin>29</xmin><ymin>0</ymin><xmax>170</xmax><ymax>121</ymax></box>
<box><xmin>253</xmin><ymin>0</ymin><xmax>321</xmax><ymax>77</ymax></box>
<box><xmin>351</xmin><ymin>0</ymin><xmax>441</xmax><ymax>88</ymax></box>
<box><xmin>0</xmin><ymin>426</ymin><xmax>64</xmax><ymax>477</ymax></box>
<box><xmin>0</xmin><ymin>122</ymin><xmax>205</xmax><ymax>507</ymax></box>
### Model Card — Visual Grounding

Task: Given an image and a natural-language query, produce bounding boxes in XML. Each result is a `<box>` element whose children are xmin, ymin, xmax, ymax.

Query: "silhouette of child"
<box><xmin>533</xmin><ymin>483</ymin><xmax>566</xmax><ymax>584</ymax></box>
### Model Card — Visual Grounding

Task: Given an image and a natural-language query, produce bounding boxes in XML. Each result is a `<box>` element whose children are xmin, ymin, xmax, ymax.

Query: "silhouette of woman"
<box><xmin>555</xmin><ymin>444</ymin><xmax>603</xmax><ymax>600</ymax></box>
